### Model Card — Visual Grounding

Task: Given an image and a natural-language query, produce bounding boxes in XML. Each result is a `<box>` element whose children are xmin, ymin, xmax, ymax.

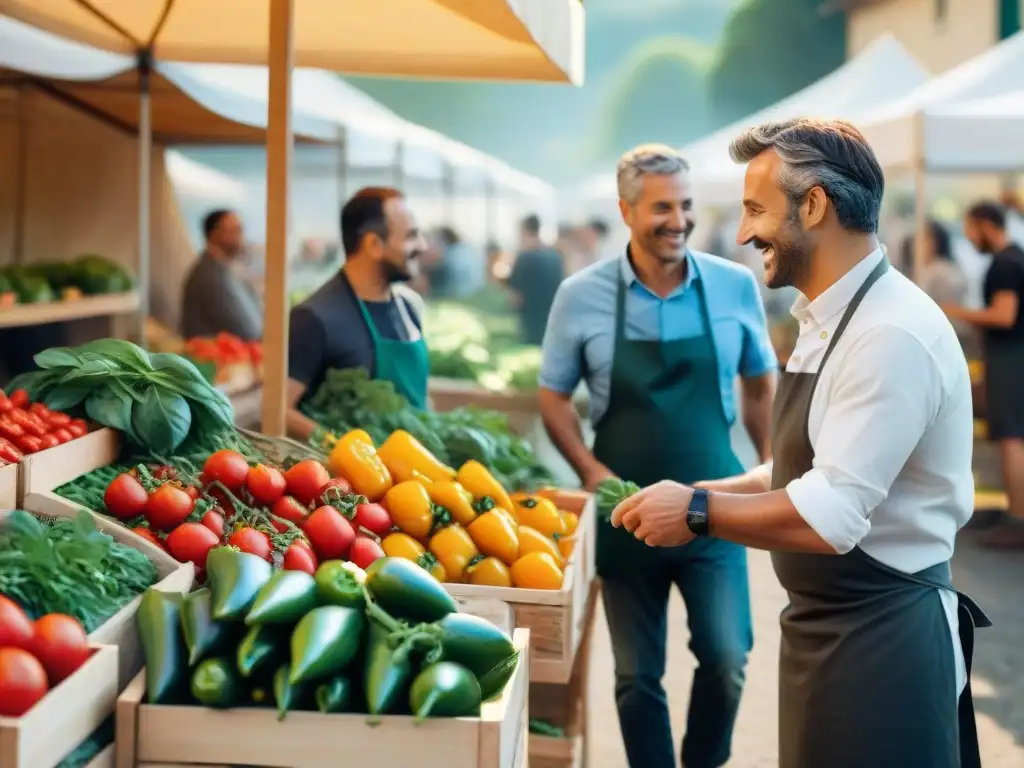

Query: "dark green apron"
<box><xmin>593</xmin><ymin>270</ymin><xmax>744</xmax><ymax>578</ymax></box>
<box><xmin>355</xmin><ymin>293</ymin><xmax>429</xmax><ymax>409</ymax></box>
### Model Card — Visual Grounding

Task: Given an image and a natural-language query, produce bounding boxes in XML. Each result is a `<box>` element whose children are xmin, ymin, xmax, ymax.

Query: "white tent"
<box><xmin>579</xmin><ymin>35</ymin><xmax>929</xmax><ymax>207</ymax></box>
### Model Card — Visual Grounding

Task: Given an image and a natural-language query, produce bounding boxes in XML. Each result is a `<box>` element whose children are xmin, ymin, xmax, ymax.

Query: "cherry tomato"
<box><xmin>208</xmin><ymin>487</ymin><xmax>237</xmax><ymax>518</ymax></box>
<box><xmin>145</xmin><ymin>485</ymin><xmax>194</xmax><ymax>531</ymax></box>
<box><xmin>184</xmin><ymin>486</ymin><xmax>200</xmax><ymax>501</ymax></box>
<box><xmin>9</xmin><ymin>389</ymin><xmax>29</xmax><ymax>409</ymax></box>
<box><xmin>32</xmin><ymin>614</ymin><xmax>90</xmax><ymax>685</ymax></box>
<box><xmin>246</xmin><ymin>464</ymin><xmax>287</xmax><ymax>505</ymax></box>
<box><xmin>349</xmin><ymin>534</ymin><xmax>385</xmax><ymax>570</ymax></box>
<box><xmin>166</xmin><ymin>522</ymin><xmax>220</xmax><ymax>568</ymax></box>
<box><xmin>46</xmin><ymin>412</ymin><xmax>72</xmax><ymax>428</ymax></box>
<box><xmin>271</xmin><ymin>495</ymin><xmax>310</xmax><ymax>532</ymax></box>
<box><xmin>0</xmin><ymin>595</ymin><xmax>35</xmax><ymax>651</ymax></box>
<box><xmin>131</xmin><ymin>527</ymin><xmax>166</xmax><ymax>551</ymax></box>
<box><xmin>151</xmin><ymin>465</ymin><xmax>178</xmax><ymax>481</ymax></box>
<box><xmin>284</xmin><ymin>460</ymin><xmax>331</xmax><ymax>506</ymax></box>
<box><xmin>15</xmin><ymin>435</ymin><xmax>42</xmax><ymax>454</ymax></box>
<box><xmin>202</xmin><ymin>450</ymin><xmax>250</xmax><ymax>492</ymax></box>
<box><xmin>228</xmin><ymin>527</ymin><xmax>273</xmax><ymax>561</ymax></box>
<box><xmin>317</xmin><ymin>477</ymin><xmax>352</xmax><ymax>505</ymax></box>
<box><xmin>200</xmin><ymin>509</ymin><xmax>225</xmax><ymax>539</ymax></box>
<box><xmin>353</xmin><ymin>502</ymin><xmax>393</xmax><ymax>538</ymax></box>
<box><xmin>282</xmin><ymin>540</ymin><xmax>318</xmax><ymax>574</ymax></box>
<box><xmin>39</xmin><ymin>434</ymin><xmax>60</xmax><ymax>450</ymax></box>
<box><xmin>51</xmin><ymin>427</ymin><xmax>73</xmax><ymax>444</ymax></box>
<box><xmin>69</xmin><ymin>418</ymin><xmax>88</xmax><ymax>436</ymax></box>
<box><xmin>0</xmin><ymin>647</ymin><xmax>48</xmax><ymax>717</ymax></box>
<box><xmin>303</xmin><ymin>506</ymin><xmax>355</xmax><ymax>560</ymax></box>
<box><xmin>103</xmin><ymin>474</ymin><xmax>148</xmax><ymax>520</ymax></box>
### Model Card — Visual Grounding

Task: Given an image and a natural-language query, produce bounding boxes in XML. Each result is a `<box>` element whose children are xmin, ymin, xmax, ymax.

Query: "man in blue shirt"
<box><xmin>539</xmin><ymin>145</ymin><xmax>776</xmax><ymax>768</ymax></box>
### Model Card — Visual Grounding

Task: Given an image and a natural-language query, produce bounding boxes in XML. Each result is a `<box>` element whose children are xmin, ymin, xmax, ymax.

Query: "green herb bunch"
<box><xmin>596</xmin><ymin>477</ymin><xmax>641</xmax><ymax>519</ymax></box>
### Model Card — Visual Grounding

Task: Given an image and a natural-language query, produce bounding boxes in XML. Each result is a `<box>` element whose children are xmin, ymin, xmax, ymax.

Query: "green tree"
<box><xmin>707</xmin><ymin>0</ymin><xmax>845</xmax><ymax>126</ymax></box>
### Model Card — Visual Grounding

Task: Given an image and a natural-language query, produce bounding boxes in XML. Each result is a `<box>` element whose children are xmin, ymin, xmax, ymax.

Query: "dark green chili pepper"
<box><xmin>273</xmin><ymin>662</ymin><xmax>313</xmax><ymax>721</ymax></box>
<box><xmin>206</xmin><ymin>546</ymin><xmax>273</xmax><ymax>620</ymax></box>
<box><xmin>289</xmin><ymin>605</ymin><xmax>366</xmax><ymax>684</ymax></box>
<box><xmin>409</xmin><ymin>662</ymin><xmax>481</xmax><ymax>721</ymax></box>
<box><xmin>435</xmin><ymin>613</ymin><xmax>516</xmax><ymax>699</ymax></box>
<box><xmin>180</xmin><ymin>588</ymin><xmax>238</xmax><ymax>667</ymax></box>
<box><xmin>191</xmin><ymin>657</ymin><xmax>242</xmax><ymax>708</ymax></box>
<box><xmin>313</xmin><ymin>560</ymin><xmax>366</xmax><ymax>609</ymax></box>
<box><xmin>246</xmin><ymin>570</ymin><xmax>318</xmax><ymax>625</ymax></box>
<box><xmin>137</xmin><ymin>589</ymin><xmax>189</xmax><ymax>704</ymax></box>
<box><xmin>237</xmin><ymin>623</ymin><xmax>288</xmax><ymax>678</ymax></box>
<box><xmin>364</xmin><ymin>617</ymin><xmax>413</xmax><ymax>716</ymax></box>
<box><xmin>364</xmin><ymin>557</ymin><xmax>458</xmax><ymax>623</ymax></box>
<box><xmin>315</xmin><ymin>676</ymin><xmax>356</xmax><ymax>713</ymax></box>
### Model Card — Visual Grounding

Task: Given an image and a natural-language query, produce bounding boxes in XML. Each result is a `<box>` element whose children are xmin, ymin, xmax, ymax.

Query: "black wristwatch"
<box><xmin>687</xmin><ymin>488</ymin><xmax>711</xmax><ymax>537</ymax></box>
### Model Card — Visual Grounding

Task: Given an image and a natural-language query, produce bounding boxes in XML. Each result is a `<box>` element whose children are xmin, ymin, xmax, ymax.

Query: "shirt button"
<box><xmin>820</xmin><ymin>330</ymin><xmax>828</xmax><ymax>340</ymax></box>
<box><xmin>802</xmin><ymin>318</ymin><xmax>809</xmax><ymax>324</ymax></box>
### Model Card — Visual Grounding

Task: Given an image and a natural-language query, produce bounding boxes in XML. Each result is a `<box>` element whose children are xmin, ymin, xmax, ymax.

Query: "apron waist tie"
<box><xmin>957</xmin><ymin>594</ymin><xmax>991</xmax><ymax>768</ymax></box>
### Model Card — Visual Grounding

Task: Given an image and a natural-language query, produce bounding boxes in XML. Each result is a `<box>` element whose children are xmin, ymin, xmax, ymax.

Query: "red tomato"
<box><xmin>208</xmin><ymin>487</ymin><xmax>237</xmax><ymax>518</ymax></box>
<box><xmin>284</xmin><ymin>460</ymin><xmax>331</xmax><ymax>506</ymax></box>
<box><xmin>317</xmin><ymin>477</ymin><xmax>352</xmax><ymax>505</ymax></box>
<box><xmin>9</xmin><ymin>389</ymin><xmax>29</xmax><ymax>409</ymax></box>
<box><xmin>184</xmin><ymin>486</ymin><xmax>200</xmax><ymax>501</ymax></box>
<box><xmin>15</xmin><ymin>435</ymin><xmax>42</xmax><ymax>454</ymax></box>
<box><xmin>202</xmin><ymin>450</ymin><xmax>250</xmax><ymax>492</ymax></box>
<box><xmin>354</xmin><ymin>502</ymin><xmax>393</xmax><ymax>538</ymax></box>
<box><xmin>104</xmin><ymin>474</ymin><xmax>148</xmax><ymax>520</ymax></box>
<box><xmin>166</xmin><ymin>523</ymin><xmax>220</xmax><ymax>568</ymax></box>
<box><xmin>282</xmin><ymin>540</ymin><xmax>318</xmax><ymax>574</ymax></box>
<box><xmin>228</xmin><ymin>527</ymin><xmax>273</xmax><ymax>561</ymax></box>
<box><xmin>28</xmin><ymin>402</ymin><xmax>50</xmax><ymax>419</ymax></box>
<box><xmin>0</xmin><ymin>595</ymin><xmax>35</xmax><ymax>650</ymax></box>
<box><xmin>51</xmin><ymin>427</ymin><xmax>73</xmax><ymax>444</ymax></box>
<box><xmin>38</xmin><ymin>434</ymin><xmax>60</xmax><ymax>451</ymax></box>
<box><xmin>46</xmin><ymin>412</ymin><xmax>71</xmax><ymax>428</ymax></box>
<box><xmin>0</xmin><ymin>647</ymin><xmax>49</xmax><ymax>717</ymax></box>
<box><xmin>271</xmin><ymin>495</ymin><xmax>310</xmax><ymax>532</ymax></box>
<box><xmin>32</xmin><ymin>614</ymin><xmax>90</xmax><ymax>685</ymax></box>
<box><xmin>200</xmin><ymin>510</ymin><xmax>225</xmax><ymax>539</ymax></box>
<box><xmin>150</xmin><ymin>465</ymin><xmax>177</xmax><ymax>481</ymax></box>
<box><xmin>247</xmin><ymin>464</ymin><xmax>287</xmax><ymax>505</ymax></box>
<box><xmin>66</xmin><ymin>422</ymin><xmax>88</xmax><ymax>439</ymax></box>
<box><xmin>349</xmin><ymin>535</ymin><xmax>385</xmax><ymax>570</ymax></box>
<box><xmin>145</xmin><ymin>485</ymin><xmax>194</xmax><ymax>532</ymax></box>
<box><xmin>303</xmin><ymin>506</ymin><xmax>355</xmax><ymax>560</ymax></box>
<box><xmin>131</xmin><ymin>527</ymin><xmax>166</xmax><ymax>551</ymax></box>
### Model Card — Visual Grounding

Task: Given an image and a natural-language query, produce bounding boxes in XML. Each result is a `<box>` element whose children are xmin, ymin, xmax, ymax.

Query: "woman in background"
<box><xmin>907</xmin><ymin>220</ymin><xmax>975</xmax><ymax>355</ymax></box>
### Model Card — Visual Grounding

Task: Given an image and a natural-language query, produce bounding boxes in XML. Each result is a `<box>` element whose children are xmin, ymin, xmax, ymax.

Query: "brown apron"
<box><xmin>770</xmin><ymin>257</ymin><xmax>991</xmax><ymax>768</ymax></box>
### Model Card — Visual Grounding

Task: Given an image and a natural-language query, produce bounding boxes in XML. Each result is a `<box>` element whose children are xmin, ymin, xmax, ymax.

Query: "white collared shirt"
<box><xmin>765</xmin><ymin>246</ymin><xmax>973</xmax><ymax>693</ymax></box>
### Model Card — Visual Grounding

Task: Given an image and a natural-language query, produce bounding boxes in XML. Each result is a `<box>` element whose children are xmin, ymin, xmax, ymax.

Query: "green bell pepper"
<box><xmin>409</xmin><ymin>662</ymin><xmax>482</xmax><ymax>721</ymax></box>
<box><xmin>364</xmin><ymin>616</ymin><xmax>414</xmax><ymax>716</ymax></box>
<box><xmin>315</xmin><ymin>676</ymin><xmax>356</xmax><ymax>713</ymax></box>
<box><xmin>180</xmin><ymin>588</ymin><xmax>238</xmax><ymax>666</ymax></box>
<box><xmin>191</xmin><ymin>657</ymin><xmax>242</xmax><ymax>708</ymax></box>
<box><xmin>207</xmin><ymin>547</ymin><xmax>273</xmax><ymax>621</ymax></box>
<box><xmin>137</xmin><ymin>588</ymin><xmax>189</xmax><ymax>704</ymax></box>
<box><xmin>435</xmin><ymin>612</ymin><xmax>517</xmax><ymax>700</ymax></box>
<box><xmin>314</xmin><ymin>560</ymin><xmax>367</xmax><ymax>609</ymax></box>
<box><xmin>246</xmin><ymin>570</ymin><xmax>318</xmax><ymax>626</ymax></box>
<box><xmin>273</xmin><ymin>662</ymin><xmax>313</xmax><ymax>722</ymax></box>
<box><xmin>289</xmin><ymin>605</ymin><xmax>366</xmax><ymax>684</ymax></box>
<box><xmin>237</xmin><ymin>623</ymin><xmax>289</xmax><ymax>679</ymax></box>
<box><xmin>365</xmin><ymin>557</ymin><xmax>458</xmax><ymax>623</ymax></box>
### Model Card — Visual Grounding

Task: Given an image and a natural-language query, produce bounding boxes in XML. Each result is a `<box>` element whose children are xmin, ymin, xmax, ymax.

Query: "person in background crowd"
<box><xmin>612</xmin><ymin>120</ymin><xmax>987</xmax><ymax>768</ymax></box>
<box><xmin>485</xmin><ymin>240</ymin><xmax>510</xmax><ymax>283</ymax></box>
<box><xmin>555</xmin><ymin>222</ymin><xmax>583</xmax><ymax>275</ymax></box>
<box><xmin>1001</xmin><ymin>189</ymin><xmax>1024</xmax><ymax>245</ymax></box>
<box><xmin>181</xmin><ymin>209</ymin><xmax>263</xmax><ymax>341</ymax></box>
<box><xmin>907</xmin><ymin>220</ymin><xmax>975</xmax><ymax>354</ymax></box>
<box><xmin>507</xmin><ymin>214</ymin><xmax>564</xmax><ymax>345</ymax></box>
<box><xmin>576</xmin><ymin>217</ymin><xmax>611</xmax><ymax>269</ymax></box>
<box><xmin>425</xmin><ymin>226</ymin><xmax>484</xmax><ymax>299</ymax></box>
<box><xmin>539</xmin><ymin>144</ymin><xmax>776</xmax><ymax>768</ymax></box>
<box><xmin>945</xmin><ymin>201</ymin><xmax>1024</xmax><ymax>549</ymax></box>
<box><xmin>286</xmin><ymin>188</ymin><xmax>429</xmax><ymax>440</ymax></box>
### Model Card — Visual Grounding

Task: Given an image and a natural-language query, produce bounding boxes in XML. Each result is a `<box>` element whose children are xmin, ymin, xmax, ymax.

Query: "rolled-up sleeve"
<box><xmin>785</xmin><ymin>325</ymin><xmax>944</xmax><ymax>553</ymax></box>
<box><xmin>539</xmin><ymin>283</ymin><xmax>582</xmax><ymax>394</ymax></box>
<box><xmin>739</xmin><ymin>274</ymin><xmax>778</xmax><ymax>378</ymax></box>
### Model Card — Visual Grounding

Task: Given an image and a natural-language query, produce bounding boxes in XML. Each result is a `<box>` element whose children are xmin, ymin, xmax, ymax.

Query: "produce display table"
<box><xmin>429</xmin><ymin>378</ymin><xmax>540</xmax><ymax>435</ymax></box>
<box><xmin>17</xmin><ymin>427</ymin><xmax>121</xmax><ymax>508</ymax></box>
<box><xmin>0</xmin><ymin>291</ymin><xmax>140</xmax><ymax>330</ymax></box>
<box><xmin>0</xmin><ymin>462</ymin><xmax>16</xmax><ymax>510</ymax></box>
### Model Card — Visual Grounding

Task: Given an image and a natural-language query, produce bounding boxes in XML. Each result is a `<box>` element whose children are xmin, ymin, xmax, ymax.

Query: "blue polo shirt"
<box><xmin>539</xmin><ymin>249</ymin><xmax>777</xmax><ymax>425</ymax></box>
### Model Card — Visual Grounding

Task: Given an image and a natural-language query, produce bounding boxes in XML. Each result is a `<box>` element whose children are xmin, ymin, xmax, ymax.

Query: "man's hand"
<box><xmin>610</xmin><ymin>480</ymin><xmax>695</xmax><ymax>547</ymax></box>
<box><xmin>581</xmin><ymin>463</ymin><xmax>615</xmax><ymax>493</ymax></box>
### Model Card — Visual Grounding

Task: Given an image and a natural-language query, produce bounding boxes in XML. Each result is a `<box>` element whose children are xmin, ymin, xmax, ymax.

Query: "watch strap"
<box><xmin>687</xmin><ymin>487</ymin><xmax>710</xmax><ymax>537</ymax></box>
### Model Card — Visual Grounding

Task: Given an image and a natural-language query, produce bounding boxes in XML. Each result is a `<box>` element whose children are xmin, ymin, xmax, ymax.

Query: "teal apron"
<box><xmin>593</xmin><ymin>270</ymin><xmax>745</xmax><ymax>577</ymax></box>
<box><xmin>355</xmin><ymin>292</ymin><xmax>430</xmax><ymax>409</ymax></box>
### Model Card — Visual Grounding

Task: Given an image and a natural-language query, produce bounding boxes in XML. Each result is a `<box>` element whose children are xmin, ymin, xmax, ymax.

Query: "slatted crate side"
<box><xmin>0</xmin><ymin>462</ymin><xmax>16</xmax><ymax>510</ymax></box>
<box><xmin>116</xmin><ymin>630</ymin><xmax>530</xmax><ymax>768</ymax></box>
<box><xmin>0</xmin><ymin>645</ymin><xmax>118</xmax><ymax>768</ymax></box>
<box><xmin>18</xmin><ymin>426</ymin><xmax>120</xmax><ymax>499</ymax></box>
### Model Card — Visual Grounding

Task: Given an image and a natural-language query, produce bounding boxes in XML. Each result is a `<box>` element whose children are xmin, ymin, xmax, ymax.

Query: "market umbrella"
<box><xmin>0</xmin><ymin>0</ymin><xmax>585</xmax><ymax>435</ymax></box>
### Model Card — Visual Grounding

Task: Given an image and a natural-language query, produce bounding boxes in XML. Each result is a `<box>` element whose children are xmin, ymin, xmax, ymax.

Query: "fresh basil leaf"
<box><xmin>44</xmin><ymin>378</ymin><xmax>98</xmax><ymax>411</ymax></box>
<box><xmin>85</xmin><ymin>388</ymin><xmax>135</xmax><ymax>433</ymax></box>
<box><xmin>76</xmin><ymin>339</ymin><xmax>153</xmax><ymax>372</ymax></box>
<box><xmin>149</xmin><ymin>353</ymin><xmax>235</xmax><ymax>425</ymax></box>
<box><xmin>132</xmin><ymin>386</ymin><xmax>192</xmax><ymax>454</ymax></box>
<box><xmin>6</xmin><ymin>369</ymin><xmax>62</xmax><ymax>400</ymax></box>
<box><xmin>60</xmin><ymin>357</ymin><xmax>123</xmax><ymax>383</ymax></box>
<box><xmin>34</xmin><ymin>346</ymin><xmax>80</xmax><ymax>370</ymax></box>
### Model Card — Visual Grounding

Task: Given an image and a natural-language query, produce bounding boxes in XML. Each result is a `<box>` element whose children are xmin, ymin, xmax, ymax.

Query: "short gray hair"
<box><xmin>617</xmin><ymin>144</ymin><xmax>690</xmax><ymax>205</ymax></box>
<box><xmin>729</xmin><ymin>118</ymin><xmax>884</xmax><ymax>234</ymax></box>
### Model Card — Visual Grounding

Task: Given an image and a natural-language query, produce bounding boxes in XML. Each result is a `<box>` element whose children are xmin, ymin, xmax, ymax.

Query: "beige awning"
<box><xmin>0</xmin><ymin>0</ymin><xmax>584</xmax><ymax>84</ymax></box>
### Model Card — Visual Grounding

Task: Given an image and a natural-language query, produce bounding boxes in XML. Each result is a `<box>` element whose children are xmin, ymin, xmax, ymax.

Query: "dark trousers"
<box><xmin>601</xmin><ymin>537</ymin><xmax>753</xmax><ymax>768</ymax></box>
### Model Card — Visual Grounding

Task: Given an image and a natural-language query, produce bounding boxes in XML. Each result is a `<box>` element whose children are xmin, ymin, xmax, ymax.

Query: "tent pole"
<box><xmin>337</xmin><ymin>125</ymin><xmax>348</xmax><ymax>204</ymax></box>
<box><xmin>442</xmin><ymin>162</ymin><xmax>455</xmax><ymax>225</ymax></box>
<box><xmin>393</xmin><ymin>141</ymin><xmax>405</xmax><ymax>188</ymax></box>
<box><xmin>12</xmin><ymin>84</ymin><xmax>28</xmax><ymax>265</ymax></box>
<box><xmin>911</xmin><ymin>111</ymin><xmax>927</xmax><ymax>286</ymax></box>
<box><xmin>485</xmin><ymin>177</ymin><xmax>497</xmax><ymax>243</ymax></box>
<box><xmin>137</xmin><ymin>52</ymin><xmax>153</xmax><ymax>347</ymax></box>
<box><xmin>261</xmin><ymin>0</ymin><xmax>295</xmax><ymax>437</ymax></box>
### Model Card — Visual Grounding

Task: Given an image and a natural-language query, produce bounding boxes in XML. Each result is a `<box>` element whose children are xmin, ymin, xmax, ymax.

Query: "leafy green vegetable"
<box><xmin>0</xmin><ymin>510</ymin><xmax>158</xmax><ymax>632</ymax></box>
<box><xmin>596</xmin><ymin>477</ymin><xmax>641</xmax><ymax>519</ymax></box>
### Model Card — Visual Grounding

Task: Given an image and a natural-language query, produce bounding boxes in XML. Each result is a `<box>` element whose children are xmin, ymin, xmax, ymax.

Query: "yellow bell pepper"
<box><xmin>427</xmin><ymin>481</ymin><xmax>477</xmax><ymax>527</ymax></box>
<box><xmin>467</xmin><ymin>509</ymin><xmax>520</xmax><ymax>565</ymax></box>
<box><xmin>381</xmin><ymin>532</ymin><xmax>447</xmax><ymax>582</ymax></box>
<box><xmin>561</xmin><ymin>510</ymin><xmax>579</xmax><ymax>535</ymax></box>
<box><xmin>514</xmin><ymin>496</ymin><xmax>567</xmax><ymax>539</ymax></box>
<box><xmin>456</xmin><ymin>460</ymin><xmax>515</xmax><ymax>516</ymax></box>
<box><xmin>555</xmin><ymin>534</ymin><xmax>576</xmax><ymax>561</ymax></box>
<box><xmin>378</xmin><ymin>430</ymin><xmax>456</xmax><ymax>484</ymax></box>
<box><xmin>327</xmin><ymin>429</ymin><xmax>392</xmax><ymax>501</ymax></box>
<box><xmin>517</xmin><ymin>525</ymin><xmax>564</xmax><ymax>566</ymax></box>
<box><xmin>511</xmin><ymin>552</ymin><xmax>564</xmax><ymax>590</ymax></box>
<box><xmin>465</xmin><ymin>556</ymin><xmax>513</xmax><ymax>588</ymax></box>
<box><xmin>383</xmin><ymin>481</ymin><xmax>442</xmax><ymax>541</ymax></box>
<box><xmin>429</xmin><ymin>523</ymin><xmax>478</xmax><ymax>582</ymax></box>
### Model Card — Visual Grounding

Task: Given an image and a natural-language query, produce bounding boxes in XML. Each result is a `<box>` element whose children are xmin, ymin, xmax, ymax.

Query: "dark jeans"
<box><xmin>602</xmin><ymin>537</ymin><xmax>753</xmax><ymax>768</ymax></box>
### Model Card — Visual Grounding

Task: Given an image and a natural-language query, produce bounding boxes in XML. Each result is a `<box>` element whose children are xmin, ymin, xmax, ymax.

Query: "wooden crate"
<box><xmin>18</xmin><ymin>426</ymin><xmax>121</xmax><ymax>503</ymax></box>
<box><xmin>444</xmin><ymin>493</ymin><xmax>596</xmax><ymax>684</ymax></box>
<box><xmin>114</xmin><ymin>629</ymin><xmax>531</xmax><ymax>768</ymax></box>
<box><xmin>0</xmin><ymin>644</ymin><xmax>118</xmax><ymax>768</ymax></box>
<box><xmin>7</xmin><ymin>499</ymin><xmax>195</xmax><ymax>692</ymax></box>
<box><xmin>0</xmin><ymin>462</ymin><xmax>16</xmax><ymax>510</ymax></box>
<box><xmin>455</xmin><ymin>597</ymin><xmax>515</xmax><ymax>635</ymax></box>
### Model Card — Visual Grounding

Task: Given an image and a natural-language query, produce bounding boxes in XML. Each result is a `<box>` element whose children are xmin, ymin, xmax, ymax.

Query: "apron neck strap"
<box><xmin>815</xmin><ymin>255</ymin><xmax>889</xmax><ymax>376</ymax></box>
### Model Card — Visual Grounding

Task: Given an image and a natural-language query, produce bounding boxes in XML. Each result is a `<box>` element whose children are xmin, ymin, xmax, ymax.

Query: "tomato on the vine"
<box><xmin>317</xmin><ymin>477</ymin><xmax>351</xmax><ymax>505</ymax></box>
<box><xmin>303</xmin><ymin>506</ymin><xmax>355</xmax><ymax>560</ymax></box>
<box><xmin>282</xmin><ymin>540</ymin><xmax>318</xmax><ymax>574</ymax></box>
<box><xmin>284</xmin><ymin>460</ymin><xmax>331</xmax><ymax>506</ymax></box>
<box><xmin>353</xmin><ymin>502</ymin><xmax>393</xmax><ymax>538</ymax></box>
<box><xmin>131</xmin><ymin>527</ymin><xmax>166</xmax><ymax>551</ymax></box>
<box><xmin>0</xmin><ymin>647</ymin><xmax>48</xmax><ymax>717</ymax></box>
<box><xmin>145</xmin><ymin>485</ymin><xmax>194</xmax><ymax>531</ymax></box>
<box><xmin>271</xmin><ymin>495</ymin><xmax>310</xmax><ymax>532</ymax></box>
<box><xmin>166</xmin><ymin>523</ymin><xmax>220</xmax><ymax>568</ymax></box>
<box><xmin>104</xmin><ymin>474</ymin><xmax>148</xmax><ymax>520</ymax></box>
<box><xmin>32</xmin><ymin>614</ymin><xmax>90</xmax><ymax>684</ymax></box>
<box><xmin>202</xmin><ymin>450</ymin><xmax>250</xmax><ymax>492</ymax></box>
<box><xmin>349</xmin><ymin>534</ymin><xmax>385</xmax><ymax>570</ymax></box>
<box><xmin>228</xmin><ymin>527</ymin><xmax>272</xmax><ymax>561</ymax></box>
<box><xmin>0</xmin><ymin>595</ymin><xmax>34</xmax><ymax>651</ymax></box>
<box><xmin>247</xmin><ymin>464</ymin><xmax>287</xmax><ymax>505</ymax></box>
<box><xmin>200</xmin><ymin>509</ymin><xmax>225</xmax><ymax>539</ymax></box>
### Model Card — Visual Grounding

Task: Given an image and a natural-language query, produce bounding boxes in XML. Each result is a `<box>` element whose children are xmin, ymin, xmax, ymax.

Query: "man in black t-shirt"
<box><xmin>286</xmin><ymin>188</ymin><xmax>428</xmax><ymax>440</ymax></box>
<box><xmin>945</xmin><ymin>200</ymin><xmax>1024</xmax><ymax>548</ymax></box>
<box><xmin>507</xmin><ymin>214</ymin><xmax>565</xmax><ymax>346</ymax></box>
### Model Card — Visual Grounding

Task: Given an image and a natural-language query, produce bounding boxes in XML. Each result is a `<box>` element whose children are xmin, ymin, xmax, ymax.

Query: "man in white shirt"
<box><xmin>610</xmin><ymin>118</ymin><xmax>990</xmax><ymax>768</ymax></box>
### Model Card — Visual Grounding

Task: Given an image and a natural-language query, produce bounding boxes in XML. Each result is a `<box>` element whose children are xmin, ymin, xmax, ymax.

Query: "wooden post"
<box><xmin>261</xmin><ymin>0</ymin><xmax>295</xmax><ymax>437</ymax></box>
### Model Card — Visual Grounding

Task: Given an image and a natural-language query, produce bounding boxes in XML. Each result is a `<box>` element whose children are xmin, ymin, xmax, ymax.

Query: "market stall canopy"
<box><xmin>165</xmin><ymin>150</ymin><xmax>247</xmax><ymax>203</ymax></box>
<box><xmin>577</xmin><ymin>35</ymin><xmax>927</xmax><ymax>207</ymax></box>
<box><xmin>857</xmin><ymin>31</ymin><xmax>1024</xmax><ymax>171</ymax></box>
<box><xmin>0</xmin><ymin>0</ymin><xmax>584</xmax><ymax>84</ymax></box>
